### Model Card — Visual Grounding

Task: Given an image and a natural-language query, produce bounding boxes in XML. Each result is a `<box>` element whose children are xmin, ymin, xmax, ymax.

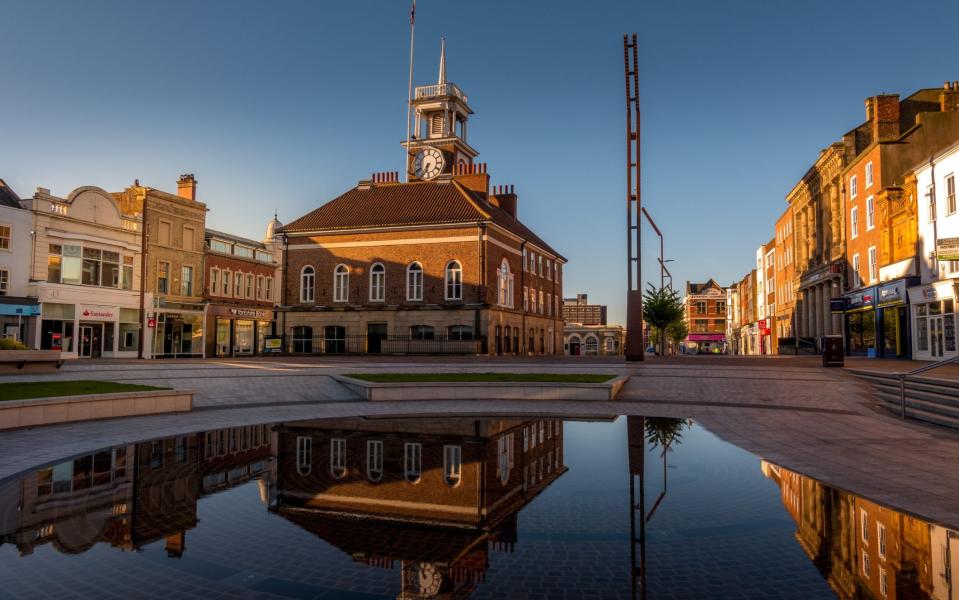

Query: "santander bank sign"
<box><xmin>79</xmin><ymin>305</ymin><xmax>117</xmax><ymax>321</ymax></box>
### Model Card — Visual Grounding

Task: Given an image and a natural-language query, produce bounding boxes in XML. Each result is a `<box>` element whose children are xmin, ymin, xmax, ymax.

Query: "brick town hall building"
<box><xmin>278</xmin><ymin>45</ymin><xmax>566</xmax><ymax>355</ymax></box>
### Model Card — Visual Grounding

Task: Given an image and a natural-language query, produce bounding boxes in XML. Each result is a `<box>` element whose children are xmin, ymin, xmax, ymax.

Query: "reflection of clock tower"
<box><xmin>403</xmin><ymin>38</ymin><xmax>478</xmax><ymax>181</ymax></box>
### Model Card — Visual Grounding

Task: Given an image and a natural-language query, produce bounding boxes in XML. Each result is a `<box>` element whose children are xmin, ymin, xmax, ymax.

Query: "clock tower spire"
<box><xmin>403</xmin><ymin>38</ymin><xmax>478</xmax><ymax>181</ymax></box>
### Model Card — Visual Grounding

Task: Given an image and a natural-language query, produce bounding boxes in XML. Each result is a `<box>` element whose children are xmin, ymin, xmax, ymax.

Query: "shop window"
<box><xmin>369</xmin><ymin>263</ymin><xmax>385</xmax><ymax>302</ymax></box>
<box><xmin>448</xmin><ymin>325</ymin><xmax>473</xmax><ymax>341</ymax></box>
<box><xmin>292</xmin><ymin>325</ymin><xmax>313</xmax><ymax>353</ymax></box>
<box><xmin>406</xmin><ymin>262</ymin><xmax>423</xmax><ymax>301</ymax></box>
<box><xmin>333</xmin><ymin>264</ymin><xmax>349</xmax><ymax>303</ymax></box>
<box><xmin>40</xmin><ymin>318</ymin><xmax>74</xmax><ymax>352</ymax></box>
<box><xmin>410</xmin><ymin>325</ymin><xmax>434</xmax><ymax>340</ymax></box>
<box><xmin>367</xmin><ymin>440</ymin><xmax>383</xmax><ymax>481</ymax></box>
<box><xmin>300</xmin><ymin>266</ymin><xmax>315</xmax><ymax>303</ymax></box>
<box><xmin>445</xmin><ymin>260</ymin><xmax>462</xmax><ymax>300</ymax></box>
<box><xmin>296</xmin><ymin>436</ymin><xmax>312</xmax><ymax>475</ymax></box>
<box><xmin>444</xmin><ymin>445</ymin><xmax>462</xmax><ymax>486</ymax></box>
<box><xmin>324</xmin><ymin>325</ymin><xmax>345</xmax><ymax>353</ymax></box>
<box><xmin>330</xmin><ymin>438</ymin><xmax>346</xmax><ymax>478</ymax></box>
<box><xmin>404</xmin><ymin>442</ymin><xmax>422</xmax><ymax>482</ymax></box>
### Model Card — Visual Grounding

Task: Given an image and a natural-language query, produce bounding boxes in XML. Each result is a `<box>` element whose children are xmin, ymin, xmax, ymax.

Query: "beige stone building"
<box><xmin>113</xmin><ymin>175</ymin><xmax>208</xmax><ymax>358</ymax></box>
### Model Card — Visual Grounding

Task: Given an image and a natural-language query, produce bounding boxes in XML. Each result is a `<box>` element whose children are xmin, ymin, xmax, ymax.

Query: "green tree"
<box><xmin>643</xmin><ymin>284</ymin><xmax>684</xmax><ymax>355</ymax></box>
<box><xmin>666</xmin><ymin>318</ymin><xmax>689</xmax><ymax>353</ymax></box>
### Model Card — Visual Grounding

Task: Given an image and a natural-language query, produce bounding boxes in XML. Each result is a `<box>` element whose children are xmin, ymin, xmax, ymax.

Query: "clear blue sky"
<box><xmin>3</xmin><ymin>0</ymin><xmax>958</xmax><ymax>325</ymax></box>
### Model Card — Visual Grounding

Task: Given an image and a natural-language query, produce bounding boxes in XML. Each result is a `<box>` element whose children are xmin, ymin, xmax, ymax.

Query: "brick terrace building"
<box><xmin>562</xmin><ymin>293</ymin><xmax>607</xmax><ymax>326</ymax></box>
<box><xmin>774</xmin><ymin>205</ymin><xmax>796</xmax><ymax>347</ymax></box>
<box><xmin>683</xmin><ymin>279</ymin><xmax>727</xmax><ymax>353</ymax></box>
<box><xmin>203</xmin><ymin>226</ymin><xmax>281</xmax><ymax>357</ymax></box>
<box><xmin>279</xmin><ymin>50</ymin><xmax>565</xmax><ymax>355</ymax></box>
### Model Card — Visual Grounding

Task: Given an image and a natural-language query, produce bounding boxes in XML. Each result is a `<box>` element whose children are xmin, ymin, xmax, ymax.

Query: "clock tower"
<box><xmin>403</xmin><ymin>38</ymin><xmax>478</xmax><ymax>181</ymax></box>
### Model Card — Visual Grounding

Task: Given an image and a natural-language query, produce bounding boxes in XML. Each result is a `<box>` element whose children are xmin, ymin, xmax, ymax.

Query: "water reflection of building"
<box><xmin>268</xmin><ymin>418</ymin><xmax>566</xmax><ymax>599</ymax></box>
<box><xmin>762</xmin><ymin>461</ymin><xmax>955</xmax><ymax>599</ymax></box>
<box><xmin>0</xmin><ymin>425</ymin><xmax>272</xmax><ymax>557</ymax></box>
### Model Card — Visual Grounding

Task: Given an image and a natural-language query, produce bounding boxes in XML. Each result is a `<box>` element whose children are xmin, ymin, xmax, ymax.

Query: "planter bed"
<box><xmin>0</xmin><ymin>350</ymin><xmax>64</xmax><ymax>374</ymax></box>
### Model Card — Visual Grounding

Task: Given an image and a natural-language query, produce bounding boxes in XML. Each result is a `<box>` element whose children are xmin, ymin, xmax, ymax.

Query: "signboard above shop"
<box><xmin>878</xmin><ymin>280</ymin><xmax>908</xmax><ymax>307</ymax></box>
<box><xmin>938</xmin><ymin>237</ymin><xmax>959</xmax><ymax>261</ymax></box>
<box><xmin>78</xmin><ymin>304</ymin><xmax>117</xmax><ymax>321</ymax></box>
<box><xmin>208</xmin><ymin>305</ymin><xmax>273</xmax><ymax>320</ymax></box>
<box><xmin>844</xmin><ymin>288</ymin><xmax>876</xmax><ymax>311</ymax></box>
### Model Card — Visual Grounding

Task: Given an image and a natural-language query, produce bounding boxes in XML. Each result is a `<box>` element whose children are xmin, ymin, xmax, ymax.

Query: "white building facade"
<box><xmin>26</xmin><ymin>186</ymin><xmax>148</xmax><ymax>359</ymax></box>
<box><xmin>0</xmin><ymin>180</ymin><xmax>39</xmax><ymax>343</ymax></box>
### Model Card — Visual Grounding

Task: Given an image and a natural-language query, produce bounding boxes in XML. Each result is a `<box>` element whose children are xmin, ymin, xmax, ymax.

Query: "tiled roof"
<box><xmin>687</xmin><ymin>279</ymin><xmax>722</xmax><ymax>295</ymax></box>
<box><xmin>0</xmin><ymin>179</ymin><xmax>22</xmax><ymax>209</ymax></box>
<box><xmin>281</xmin><ymin>180</ymin><xmax>564</xmax><ymax>259</ymax></box>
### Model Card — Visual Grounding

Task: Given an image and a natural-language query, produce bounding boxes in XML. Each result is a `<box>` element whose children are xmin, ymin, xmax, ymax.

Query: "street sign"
<box><xmin>147</xmin><ymin>317</ymin><xmax>157</xmax><ymax>328</ymax></box>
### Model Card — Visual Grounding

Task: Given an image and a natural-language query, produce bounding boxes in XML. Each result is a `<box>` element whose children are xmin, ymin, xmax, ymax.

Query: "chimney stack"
<box><xmin>941</xmin><ymin>81</ymin><xmax>959</xmax><ymax>113</ymax></box>
<box><xmin>452</xmin><ymin>162</ymin><xmax>490</xmax><ymax>197</ymax></box>
<box><xmin>490</xmin><ymin>184</ymin><xmax>518</xmax><ymax>218</ymax></box>
<box><xmin>865</xmin><ymin>94</ymin><xmax>900</xmax><ymax>142</ymax></box>
<box><xmin>177</xmin><ymin>174</ymin><xmax>197</xmax><ymax>201</ymax></box>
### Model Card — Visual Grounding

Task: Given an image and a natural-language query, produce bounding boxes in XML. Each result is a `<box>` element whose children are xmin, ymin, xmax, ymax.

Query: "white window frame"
<box><xmin>877</xmin><ymin>523</ymin><xmax>886</xmax><ymax>558</ymax></box>
<box><xmin>296</xmin><ymin>436</ymin><xmax>312</xmax><ymax>475</ymax></box>
<box><xmin>947</xmin><ymin>173</ymin><xmax>956</xmax><ymax>216</ymax></box>
<box><xmin>0</xmin><ymin>223</ymin><xmax>10</xmax><ymax>251</ymax></box>
<box><xmin>443</xmin><ymin>444</ymin><xmax>462</xmax><ymax>486</ymax></box>
<box><xmin>300</xmin><ymin>266</ymin><xmax>315</xmax><ymax>303</ymax></box>
<box><xmin>866</xmin><ymin>196</ymin><xmax>875</xmax><ymax>230</ymax></box>
<box><xmin>209</xmin><ymin>268</ymin><xmax>219</xmax><ymax>296</ymax></box>
<box><xmin>853</xmin><ymin>254</ymin><xmax>861</xmax><ymax>288</ymax></box>
<box><xmin>404</xmin><ymin>442</ymin><xmax>422</xmax><ymax>482</ymax></box>
<box><xmin>333</xmin><ymin>264</ymin><xmax>349</xmax><ymax>303</ymax></box>
<box><xmin>850</xmin><ymin>174</ymin><xmax>858</xmax><ymax>199</ymax></box>
<box><xmin>369</xmin><ymin>262</ymin><xmax>385</xmax><ymax>302</ymax></box>
<box><xmin>865</xmin><ymin>161</ymin><xmax>874</xmax><ymax>188</ymax></box>
<box><xmin>406</xmin><ymin>262</ymin><xmax>423</xmax><ymax>301</ymax></box>
<box><xmin>850</xmin><ymin>206</ymin><xmax>859</xmax><ymax>239</ymax></box>
<box><xmin>929</xmin><ymin>185</ymin><xmax>937</xmax><ymax>223</ymax></box>
<box><xmin>366</xmin><ymin>440</ymin><xmax>383</xmax><ymax>481</ymax></box>
<box><xmin>445</xmin><ymin>260</ymin><xmax>462</xmax><ymax>300</ymax></box>
<box><xmin>861</xmin><ymin>509</ymin><xmax>869</xmax><ymax>543</ymax></box>
<box><xmin>0</xmin><ymin>269</ymin><xmax>8</xmax><ymax>296</ymax></box>
<box><xmin>330</xmin><ymin>438</ymin><xmax>346</xmax><ymax>478</ymax></box>
<box><xmin>868</xmin><ymin>246</ymin><xmax>878</xmax><ymax>283</ymax></box>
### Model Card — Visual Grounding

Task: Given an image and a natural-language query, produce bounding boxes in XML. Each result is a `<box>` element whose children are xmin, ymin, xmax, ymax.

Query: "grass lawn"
<box><xmin>344</xmin><ymin>372</ymin><xmax>616</xmax><ymax>384</ymax></box>
<box><xmin>0</xmin><ymin>380</ymin><xmax>168</xmax><ymax>401</ymax></box>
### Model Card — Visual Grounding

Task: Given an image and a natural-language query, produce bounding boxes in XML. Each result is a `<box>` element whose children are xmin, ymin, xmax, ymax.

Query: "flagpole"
<box><xmin>405</xmin><ymin>0</ymin><xmax>416</xmax><ymax>182</ymax></box>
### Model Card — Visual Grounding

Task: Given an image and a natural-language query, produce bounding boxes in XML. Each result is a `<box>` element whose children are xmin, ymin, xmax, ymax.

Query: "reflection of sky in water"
<box><xmin>0</xmin><ymin>418</ymin><xmax>882</xmax><ymax>599</ymax></box>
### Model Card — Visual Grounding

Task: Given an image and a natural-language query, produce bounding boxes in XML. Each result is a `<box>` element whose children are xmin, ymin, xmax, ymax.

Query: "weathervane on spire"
<box><xmin>438</xmin><ymin>36</ymin><xmax>447</xmax><ymax>85</ymax></box>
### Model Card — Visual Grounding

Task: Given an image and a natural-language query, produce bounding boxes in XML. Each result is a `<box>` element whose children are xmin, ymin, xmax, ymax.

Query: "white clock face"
<box><xmin>414</xmin><ymin>148</ymin><xmax>445</xmax><ymax>180</ymax></box>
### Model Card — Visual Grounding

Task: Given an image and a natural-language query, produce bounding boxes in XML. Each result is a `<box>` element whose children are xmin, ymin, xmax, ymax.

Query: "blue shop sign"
<box><xmin>0</xmin><ymin>302</ymin><xmax>40</xmax><ymax>317</ymax></box>
<box><xmin>845</xmin><ymin>288</ymin><xmax>877</xmax><ymax>312</ymax></box>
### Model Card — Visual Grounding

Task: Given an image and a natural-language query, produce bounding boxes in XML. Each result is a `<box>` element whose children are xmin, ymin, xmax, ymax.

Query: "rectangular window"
<box><xmin>880</xmin><ymin>568</ymin><xmax>888</xmax><ymax>597</ymax></box>
<box><xmin>211</xmin><ymin>239</ymin><xmax>231</xmax><ymax>253</ymax></box>
<box><xmin>538</xmin><ymin>290</ymin><xmax>544</xmax><ymax>314</ymax></box>
<box><xmin>330</xmin><ymin>438</ymin><xmax>346</xmax><ymax>477</ymax></box>
<box><xmin>853</xmin><ymin>254</ymin><xmax>861</xmax><ymax>287</ymax></box>
<box><xmin>444</xmin><ymin>445</ymin><xmax>462</xmax><ymax>485</ymax></box>
<box><xmin>122</xmin><ymin>255</ymin><xmax>133</xmax><ymax>290</ymax></box>
<box><xmin>863</xmin><ymin>553</ymin><xmax>871</xmax><ymax>577</ymax></box>
<box><xmin>222</xmin><ymin>270</ymin><xmax>232</xmax><ymax>297</ymax></box>
<box><xmin>210</xmin><ymin>268</ymin><xmax>219</xmax><ymax>295</ymax></box>
<box><xmin>850</xmin><ymin>206</ymin><xmax>859</xmax><ymax>239</ymax></box>
<box><xmin>404</xmin><ymin>442</ymin><xmax>422</xmax><ymax>481</ymax></box>
<box><xmin>158</xmin><ymin>220</ymin><xmax>171</xmax><ymax>246</ymax></box>
<box><xmin>182</xmin><ymin>265</ymin><xmax>194</xmax><ymax>296</ymax></box>
<box><xmin>523</xmin><ymin>286</ymin><xmax>528</xmax><ymax>311</ymax></box>
<box><xmin>157</xmin><ymin>261</ymin><xmax>170</xmax><ymax>294</ymax></box>
<box><xmin>266</xmin><ymin>277</ymin><xmax>273</xmax><ymax>300</ymax></box>
<box><xmin>367</xmin><ymin>440</ymin><xmax>383</xmax><ymax>480</ymax></box>
<box><xmin>868</xmin><ymin>246</ymin><xmax>878</xmax><ymax>283</ymax></box>
<box><xmin>234</xmin><ymin>272</ymin><xmax>243</xmax><ymax>298</ymax></box>
<box><xmin>861</xmin><ymin>509</ymin><xmax>869</xmax><ymax>543</ymax></box>
<box><xmin>245</xmin><ymin>274</ymin><xmax>253</xmax><ymax>299</ymax></box>
<box><xmin>0</xmin><ymin>224</ymin><xmax>9</xmax><ymax>250</ymax></box>
<box><xmin>0</xmin><ymin>269</ymin><xmax>7</xmax><ymax>296</ymax></box>
<box><xmin>865</xmin><ymin>161</ymin><xmax>874</xmax><ymax>188</ymax></box>
<box><xmin>929</xmin><ymin>185</ymin><xmax>937</xmax><ymax>223</ymax></box>
<box><xmin>296</xmin><ymin>436</ymin><xmax>312</xmax><ymax>473</ymax></box>
<box><xmin>183</xmin><ymin>226</ymin><xmax>195</xmax><ymax>252</ymax></box>
<box><xmin>850</xmin><ymin>174</ymin><xmax>858</xmax><ymax>199</ymax></box>
<box><xmin>947</xmin><ymin>174</ymin><xmax>956</xmax><ymax>216</ymax></box>
<box><xmin>878</xmin><ymin>523</ymin><xmax>886</xmax><ymax>558</ymax></box>
<box><xmin>866</xmin><ymin>196</ymin><xmax>875</xmax><ymax>230</ymax></box>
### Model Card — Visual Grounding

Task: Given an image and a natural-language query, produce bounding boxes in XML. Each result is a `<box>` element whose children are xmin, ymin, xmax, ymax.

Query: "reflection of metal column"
<box><xmin>628</xmin><ymin>416</ymin><xmax>646</xmax><ymax>600</ymax></box>
<box><xmin>624</xmin><ymin>34</ymin><xmax>644</xmax><ymax>361</ymax></box>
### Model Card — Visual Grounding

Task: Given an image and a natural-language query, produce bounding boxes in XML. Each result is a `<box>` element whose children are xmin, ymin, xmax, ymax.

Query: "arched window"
<box><xmin>330</xmin><ymin>438</ymin><xmax>346</xmax><ymax>479</ymax></box>
<box><xmin>404</xmin><ymin>442</ymin><xmax>422</xmax><ymax>483</ymax></box>
<box><xmin>296</xmin><ymin>436</ymin><xmax>312</xmax><ymax>475</ymax></box>
<box><xmin>300</xmin><ymin>266</ymin><xmax>315</xmax><ymax>303</ymax></box>
<box><xmin>498</xmin><ymin>259</ymin><xmax>513</xmax><ymax>307</ymax></box>
<box><xmin>605</xmin><ymin>337</ymin><xmax>615</xmax><ymax>353</ymax></box>
<box><xmin>333</xmin><ymin>264</ymin><xmax>349</xmax><ymax>302</ymax></box>
<box><xmin>367</xmin><ymin>440</ymin><xmax>383</xmax><ymax>481</ymax></box>
<box><xmin>369</xmin><ymin>263</ymin><xmax>385</xmax><ymax>302</ymax></box>
<box><xmin>406</xmin><ymin>262</ymin><xmax>423</xmax><ymax>301</ymax></box>
<box><xmin>584</xmin><ymin>336</ymin><xmax>599</xmax><ymax>354</ymax></box>
<box><xmin>444</xmin><ymin>444</ymin><xmax>462</xmax><ymax>486</ymax></box>
<box><xmin>445</xmin><ymin>260</ymin><xmax>462</xmax><ymax>300</ymax></box>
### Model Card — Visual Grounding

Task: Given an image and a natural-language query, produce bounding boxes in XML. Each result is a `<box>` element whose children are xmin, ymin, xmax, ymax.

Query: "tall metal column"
<box><xmin>625</xmin><ymin>33</ymin><xmax>644</xmax><ymax>361</ymax></box>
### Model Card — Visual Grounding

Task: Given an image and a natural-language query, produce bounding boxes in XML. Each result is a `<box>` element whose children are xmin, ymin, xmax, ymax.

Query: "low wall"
<box><xmin>0</xmin><ymin>350</ymin><xmax>64</xmax><ymax>374</ymax></box>
<box><xmin>335</xmin><ymin>375</ymin><xmax>629</xmax><ymax>402</ymax></box>
<box><xmin>0</xmin><ymin>389</ymin><xmax>193</xmax><ymax>430</ymax></box>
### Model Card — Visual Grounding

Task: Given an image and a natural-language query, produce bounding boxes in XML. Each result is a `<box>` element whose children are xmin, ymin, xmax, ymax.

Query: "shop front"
<box><xmin>844</xmin><ymin>287</ymin><xmax>877</xmax><ymax>357</ymax></box>
<box><xmin>908</xmin><ymin>281</ymin><xmax>958</xmax><ymax>362</ymax></box>
<box><xmin>151</xmin><ymin>302</ymin><xmax>206</xmax><ymax>359</ymax></box>
<box><xmin>0</xmin><ymin>298</ymin><xmax>40</xmax><ymax>345</ymax></box>
<box><xmin>37</xmin><ymin>302</ymin><xmax>140</xmax><ymax>358</ymax></box>
<box><xmin>876</xmin><ymin>278</ymin><xmax>916</xmax><ymax>359</ymax></box>
<box><xmin>207</xmin><ymin>305</ymin><xmax>273</xmax><ymax>357</ymax></box>
<box><xmin>686</xmin><ymin>333</ymin><xmax>725</xmax><ymax>354</ymax></box>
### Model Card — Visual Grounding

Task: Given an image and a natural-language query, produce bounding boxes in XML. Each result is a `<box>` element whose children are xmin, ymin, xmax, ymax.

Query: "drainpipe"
<box><xmin>477</xmin><ymin>225</ymin><xmax>487</xmax><ymax>354</ymax></box>
<box><xmin>929</xmin><ymin>156</ymin><xmax>940</xmax><ymax>279</ymax></box>
<box><xmin>137</xmin><ymin>193</ymin><xmax>148</xmax><ymax>359</ymax></box>
<box><xmin>520</xmin><ymin>240</ymin><xmax>527</xmax><ymax>354</ymax></box>
<box><xmin>281</xmin><ymin>233</ymin><xmax>289</xmax><ymax>349</ymax></box>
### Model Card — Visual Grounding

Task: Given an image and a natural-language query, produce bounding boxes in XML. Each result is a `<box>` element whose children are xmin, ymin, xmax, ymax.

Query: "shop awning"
<box><xmin>688</xmin><ymin>334</ymin><xmax>725</xmax><ymax>342</ymax></box>
<box><xmin>0</xmin><ymin>297</ymin><xmax>40</xmax><ymax>317</ymax></box>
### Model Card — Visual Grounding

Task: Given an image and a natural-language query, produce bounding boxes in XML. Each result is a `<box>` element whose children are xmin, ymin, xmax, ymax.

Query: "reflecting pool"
<box><xmin>0</xmin><ymin>416</ymin><xmax>953</xmax><ymax>599</ymax></box>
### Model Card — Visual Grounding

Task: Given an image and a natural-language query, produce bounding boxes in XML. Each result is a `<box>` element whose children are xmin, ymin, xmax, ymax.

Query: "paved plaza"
<box><xmin>2</xmin><ymin>355</ymin><xmax>959</xmax><ymax>528</ymax></box>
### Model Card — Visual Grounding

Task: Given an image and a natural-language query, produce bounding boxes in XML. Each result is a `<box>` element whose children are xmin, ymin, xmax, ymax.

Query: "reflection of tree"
<box><xmin>644</xmin><ymin>417</ymin><xmax>690</xmax><ymax>456</ymax></box>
